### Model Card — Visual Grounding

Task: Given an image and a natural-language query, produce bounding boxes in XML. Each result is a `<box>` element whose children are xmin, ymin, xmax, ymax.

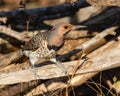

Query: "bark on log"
<box><xmin>0</xmin><ymin>50</ymin><xmax>23</xmax><ymax>67</ymax></box>
<box><xmin>0</xmin><ymin>80</ymin><xmax>41</xmax><ymax>96</ymax></box>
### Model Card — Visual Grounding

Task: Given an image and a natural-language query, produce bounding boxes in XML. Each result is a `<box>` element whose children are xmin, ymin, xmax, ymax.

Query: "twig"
<box><xmin>70</xmin><ymin>50</ymin><xmax>84</xmax><ymax>79</ymax></box>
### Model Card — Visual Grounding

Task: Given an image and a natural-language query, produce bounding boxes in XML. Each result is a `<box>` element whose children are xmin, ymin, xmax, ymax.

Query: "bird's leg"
<box><xmin>50</xmin><ymin>58</ymin><xmax>68</xmax><ymax>75</ymax></box>
<box><xmin>29</xmin><ymin>56</ymin><xmax>39</xmax><ymax>79</ymax></box>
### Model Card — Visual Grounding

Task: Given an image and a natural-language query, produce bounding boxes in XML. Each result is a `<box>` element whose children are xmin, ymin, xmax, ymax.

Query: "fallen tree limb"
<box><xmin>60</xmin><ymin>26</ymin><xmax>117</xmax><ymax>61</ymax></box>
<box><xmin>25</xmin><ymin>77</ymin><xmax>68</xmax><ymax>96</ymax></box>
<box><xmin>75</xmin><ymin>27</ymin><xmax>116</xmax><ymax>51</ymax></box>
<box><xmin>0</xmin><ymin>26</ymin><xmax>33</xmax><ymax>42</ymax></box>
<box><xmin>0</xmin><ymin>25</ymin><xmax>40</xmax><ymax>47</ymax></box>
<box><xmin>25</xmin><ymin>72</ymin><xmax>98</xmax><ymax>96</ymax></box>
<box><xmin>0</xmin><ymin>50</ymin><xmax>23</xmax><ymax>67</ymax></box>
<box><xmin>0</xmin><ymin>80</ymin><xmax>41</xmax><ymax>96</ymax></box>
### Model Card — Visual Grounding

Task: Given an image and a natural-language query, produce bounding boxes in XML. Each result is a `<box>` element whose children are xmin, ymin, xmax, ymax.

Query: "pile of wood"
<box><xmin>0</xmin><ymin>0</ymin><xmax>120</xmax><ymax>95</ymax></box>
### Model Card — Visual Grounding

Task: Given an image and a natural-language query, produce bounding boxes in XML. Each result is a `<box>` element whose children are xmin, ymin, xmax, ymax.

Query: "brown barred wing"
<box><xmin>22</xmin><ymin>32</ymin><xmax>47</xmax><ymax>51</ymax></box>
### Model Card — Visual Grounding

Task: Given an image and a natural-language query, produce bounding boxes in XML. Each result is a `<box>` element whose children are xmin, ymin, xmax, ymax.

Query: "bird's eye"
<box><xmin>64</xmin><ymin>26</ymin><xmax>68</xmax><ymax>29</ymax></box>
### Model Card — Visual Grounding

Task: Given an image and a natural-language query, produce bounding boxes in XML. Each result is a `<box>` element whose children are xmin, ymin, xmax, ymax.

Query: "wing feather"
<box><xmin>22</xmin><ymin>32</ymin><xmax>47</xmax><ymax>51</ymax></box>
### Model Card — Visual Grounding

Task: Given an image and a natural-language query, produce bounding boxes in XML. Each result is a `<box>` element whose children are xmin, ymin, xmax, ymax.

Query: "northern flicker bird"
<box><xmin>22</xmin><ymin>22</ymin><xmax>86</xmax><ymax>78</ymax></box>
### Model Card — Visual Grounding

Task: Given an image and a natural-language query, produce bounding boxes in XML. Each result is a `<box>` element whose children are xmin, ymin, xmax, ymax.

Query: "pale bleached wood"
<box><xmin>78</xmin><ymin>27</ymin><xmax>116</xmax><ymax>48</ymax></box>
<box><xmin>58</xmin><ymin>26</ymin><xmax>117</xmax><ymax>61</ymax></box>
<box><xmin>0</xmin><ymin>80</ymin><xmax>41</xmax><ymax>96</ymax></box>
<box><xmin>25</xmin><ymin>72</ymin><xmax>98</xmax><ymax>96</ymax></box>
<box><xmin>0</xmin><ymin>50</ymin><xmax>23</xmax><ymax>67</ymax></box>
<box><xmin>0</xmin><ymin>26</ymin><xmax>26</xmax><ymax>41</ymax></box>
<box><xmin>0</xmin><ymin>26</ymin><xmax>36</xmax><ymax>42</ymax></box>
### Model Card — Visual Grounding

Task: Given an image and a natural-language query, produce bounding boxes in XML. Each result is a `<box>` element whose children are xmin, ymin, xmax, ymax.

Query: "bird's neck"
<box><xmin>47</xmin><ymin>32</ymin><xmax>64</xmax><ymax>47</ymax></box>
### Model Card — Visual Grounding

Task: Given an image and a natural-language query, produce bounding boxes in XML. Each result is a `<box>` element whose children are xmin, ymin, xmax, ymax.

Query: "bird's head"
<box><xmin>47</xmin><ymin>22</ymin><xmax>86</xmax><ymax>49</ymax></box>
<box><xmin>49</xmin><ymin>22</ymin><xmax>74</xmax><ymax>37</ymax></box>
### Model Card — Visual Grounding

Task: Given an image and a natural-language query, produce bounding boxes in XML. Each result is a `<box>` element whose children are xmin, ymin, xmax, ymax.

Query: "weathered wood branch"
<box><xmin>87</xmin><ymin>0</ymin><xmax>120</xmax><ymax>7</ymax></box>
<box><xmin>60</xmin><ymin>26</ymin><xmax>117</xmax><ymax>61</ymax></box>
<box><xmin>0</xmin><ymin>80</ymin><xmax>41</xmax><ymax>96</ymax></box>
<box><xmin>0</xmin><ymin>50</ymin><xmax>23</xmax><ymax>67</ymax></box>
<box><xmin>0</xmin><ymin>25</ymin><xmax>39</xmax><ymax>47</ymax></box>
<box><xmin>0</xmin><ymin>26</ymin><xmax>33</xmax><ymax>42</ymax></box>
<box><xmin>25</xmin><ymin>72</ymin><xmax>98</xmax><ymax>96</ymax></box>
<box><xmin>75</xmin><ymin>27</ymin><xmax>116</xmax><ymax>51</ymax></box>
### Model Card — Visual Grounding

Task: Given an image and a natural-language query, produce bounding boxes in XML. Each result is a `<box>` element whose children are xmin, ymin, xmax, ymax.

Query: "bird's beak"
<box><xmin>71</xmin><ymin>25</ymin><xmax>87</xmax><ymax>31</ymax></box>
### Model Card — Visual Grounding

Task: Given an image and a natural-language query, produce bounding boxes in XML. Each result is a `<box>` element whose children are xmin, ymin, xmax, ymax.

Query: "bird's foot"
<box><xmin>64</xmin><ymin>70</ymin><xmax>69</xmax><ymax>76</ymax></box>
<box><xmin>50</xmin><ymin>58</ymin><xmax>69</xmax><ymax>75</ymax></box>
<box><xmin>82</xmin><ymin>56</ymin><xmax>89</xmax><ymax>61</ymax></box>
<box><xmin>56</xmin><ymin>61</ymin><xmax>69</xmax><ymax>75</ymax></box>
